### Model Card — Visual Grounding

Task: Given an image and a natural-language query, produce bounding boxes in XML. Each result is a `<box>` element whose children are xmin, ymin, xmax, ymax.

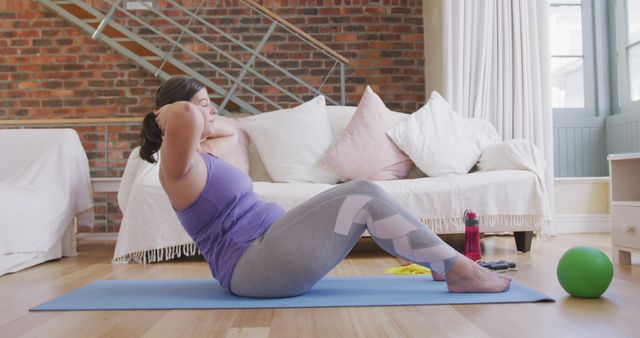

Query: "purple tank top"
<box><xmin>175</xmin><ymin>152</ymin><xmax>284</xmax><ymax>290</ymax></box>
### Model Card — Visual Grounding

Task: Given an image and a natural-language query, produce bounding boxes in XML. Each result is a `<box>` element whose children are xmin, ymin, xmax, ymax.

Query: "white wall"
<box><xmin>553</xmin><ymin>177</ymin><xmax>610</xmax><ymax>233</ymax></box>
<box><xmin>422</xmin><ymin>0</ymin><xmax>443</xmax><ymax>98</ymax></box>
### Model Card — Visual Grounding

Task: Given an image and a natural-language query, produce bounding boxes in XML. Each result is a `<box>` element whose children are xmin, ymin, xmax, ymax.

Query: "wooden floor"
<box><xmin>1</xmin><ymin>234</ymin><xmax>638</xmax><ymax>338</ymax></box>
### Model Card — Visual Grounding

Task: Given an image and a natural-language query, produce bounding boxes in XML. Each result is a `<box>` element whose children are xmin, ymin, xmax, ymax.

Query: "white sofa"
<box><xmin>113</xmin><ymin>106</ymin><xmax>552</xmax><ymax>264</ymax></box>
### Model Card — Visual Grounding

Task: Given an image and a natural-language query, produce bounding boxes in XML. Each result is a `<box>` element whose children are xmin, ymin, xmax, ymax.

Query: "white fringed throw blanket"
<box><xmin>114</xmin><ymin>140</ymin><xmax>551</xmax><ymax>264</ymax></box>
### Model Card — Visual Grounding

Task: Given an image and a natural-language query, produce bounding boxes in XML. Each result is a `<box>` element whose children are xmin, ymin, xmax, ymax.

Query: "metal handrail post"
<box><xmin>340</xmin><ymin>63</ymin><xmax>346</xmax><ymax>105</ymax></box>
<box><xmin>318</xmin><ymin>61</ymin><xmax>337</xmax><ymax>91</ymax></box>
<box><xmin>92</xmin><ymin>0</ymin><xmax>122</xmax><ymax>40</ymax></box>
<box><xmin>155</xmin><ymin>0</ymin><xmax>206</xmax><ymax>77</ymax></box>
<box><xmin>220</xmin><ymin>22</ymin><xmax>277</xmax><ymax>112</ymax></box>
<box><xmin>104</xmin><ymin>126</ymin><xmax>110</xmax><ymax>231</ymax></box>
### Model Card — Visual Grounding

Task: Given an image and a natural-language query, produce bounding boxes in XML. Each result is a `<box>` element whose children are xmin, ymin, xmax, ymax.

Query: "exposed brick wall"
<box><xmin>1</xmin><ymin>0</ymin><xmax>425</xmax><ymax>232</ymax></box>
<box><xmin>0</xmin><ymin>1</ymin><xmax>159</xmax><ymax>173</ymax></box>
<box><xmin>261</xmin><ymin>0</ymin><xmax>426</xmax><ymax>111</ymax></box>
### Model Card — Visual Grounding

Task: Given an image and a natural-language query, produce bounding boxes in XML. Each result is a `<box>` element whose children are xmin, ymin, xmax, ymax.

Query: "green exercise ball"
<box><xmin>556</xmin><ymin>245</ymin><xmax>613</xmax><ymax>298</ymax></box>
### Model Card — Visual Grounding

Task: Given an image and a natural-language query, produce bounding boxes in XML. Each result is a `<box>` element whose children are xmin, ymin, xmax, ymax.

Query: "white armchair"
<box><xmin>0</xmin><ymin>129</ymin><xmax>94</xmax><ymax>276</ymax></box>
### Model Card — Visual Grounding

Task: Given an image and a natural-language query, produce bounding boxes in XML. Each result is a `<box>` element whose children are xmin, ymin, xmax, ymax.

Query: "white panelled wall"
<box><xmin>553</xmin><ymin>126</ymin><xmax>608</xmax><ymax>177</ymax></box>
<box><xmin>606</xmin><ymin>116</ymin><xmax>640</xmax><ymax>155</ymax></box>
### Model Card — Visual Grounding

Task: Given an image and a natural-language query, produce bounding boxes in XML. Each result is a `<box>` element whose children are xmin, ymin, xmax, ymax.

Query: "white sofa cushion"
<box><xmin>387</xmin><ymin>91</ymin><xmax>491</xmax><ymax>177</ymax></box>
<box><xmin>326</xmin><ymin>105</ymin><xmax>356</xmax><ymax>137</ymax></box>
<box><xmin>243</xmin><ymin>96</ymin><xmax>341</xmax><ymax>184</ymax></box>
<box><xmin>466</xmin><ymin>118</ymin><xmax>502</xmax><ymax>144</ymax></box>
<box><xmin>246</xmin><ymin>141</ymin><xmax>272</xmax><ymax>182</ymax></box>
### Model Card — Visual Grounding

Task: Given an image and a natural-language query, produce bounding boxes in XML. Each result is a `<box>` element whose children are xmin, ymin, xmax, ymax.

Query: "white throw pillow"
<box><xmin>243</xmin><ymin>96</ymin><xmax>341</xmax><ymax>183</ymax></box>
<box><xmin>326</xmin><ymin>105</ymin><xmax>356</xmax><ymax>137</ymax></box>
<box><xmin>465</xmin><ymin>118</ymin><xmax>502</xmax><ymax>144</ymax></box>
<box><xmin>386</xmin><ymin>91</ymin><xmax>491</xmax><ymax>177</ymax></box>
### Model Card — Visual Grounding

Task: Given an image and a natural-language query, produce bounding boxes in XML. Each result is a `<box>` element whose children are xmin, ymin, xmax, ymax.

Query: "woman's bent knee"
<box><xmin>345</xmin><ymin>178</ymin><xmax>386</xmax><ymax>196</ymax></box>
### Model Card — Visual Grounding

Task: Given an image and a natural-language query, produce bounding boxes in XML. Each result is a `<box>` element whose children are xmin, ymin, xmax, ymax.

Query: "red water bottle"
<box><xmin>464</xmin><ymin>210</ymin><xmax>481</xmax><ymax>261</ymax></box>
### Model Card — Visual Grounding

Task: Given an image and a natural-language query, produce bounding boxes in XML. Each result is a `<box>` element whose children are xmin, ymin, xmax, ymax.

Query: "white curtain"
<box><xmin>443</xmin><ymin>0</ymin><xmax>555</xmax><ymax>227</ymax></box>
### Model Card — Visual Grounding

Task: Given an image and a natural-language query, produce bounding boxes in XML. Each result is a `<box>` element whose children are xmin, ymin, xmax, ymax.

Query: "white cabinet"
<box><xmin>608</xmin><ymin>153</ymin><xmax>640</xmax><ymax>265</ymax></box>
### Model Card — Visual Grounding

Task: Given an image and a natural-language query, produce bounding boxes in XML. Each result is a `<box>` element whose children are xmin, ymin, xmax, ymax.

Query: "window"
<box><xmin>550</xmin><ymin>0</ymin><xmax>585</xmax><ymax>108</ymax></box>
<box><xmin>549</xmin><ymin>0</ymin><xmax>598</xmax><ymax>116</ymax></box>
<box><xmin>549</xmin><ymin>0</ymin><xmax>609</xmax><ymax>177</ymax></box>
<box><xmin>625</xmin><ymin>0</ymin><xmax>640</xmax><ymax>102</ymax></box>
<box><xmin>615</xmin><ymin>0</ymin><xmax>640</xmax><ymax>110</ymax></box>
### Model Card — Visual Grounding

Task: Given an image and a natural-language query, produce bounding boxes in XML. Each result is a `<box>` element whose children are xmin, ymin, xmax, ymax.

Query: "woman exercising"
<box><xmin>139</xmin><ymin>76</ymin><xmax>510</xmax><ymax>298</ymax></box>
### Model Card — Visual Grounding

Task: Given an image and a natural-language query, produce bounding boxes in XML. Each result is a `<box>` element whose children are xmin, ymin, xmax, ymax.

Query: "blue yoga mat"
<box><xmin>31</xmin><ymin>276</ymin><xmax>553</xmax><ymax>311</ymax></box>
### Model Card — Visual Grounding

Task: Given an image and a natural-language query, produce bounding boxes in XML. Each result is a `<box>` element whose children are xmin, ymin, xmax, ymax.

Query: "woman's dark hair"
<box><xmin>139</xmin><ymin>76</ymin><xmax>205</xmax><ymax>163</ymax></box>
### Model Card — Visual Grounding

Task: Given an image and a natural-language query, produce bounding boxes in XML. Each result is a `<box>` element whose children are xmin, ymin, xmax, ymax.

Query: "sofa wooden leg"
<box><xmin>438</xmin><ymin>234</ymin><xmax>466</xmax><ymax>254</ymax></box>
<box><xmin>514</xmin><ymin>231</ymin><xmax>533</xmax><ymax>252</ymax></box>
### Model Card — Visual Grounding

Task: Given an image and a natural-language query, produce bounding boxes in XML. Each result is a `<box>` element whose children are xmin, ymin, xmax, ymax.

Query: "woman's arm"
<box><xmin>200</xmin><ymin>118</ymin><xmax>239</xmax><ymax>157</ymax></box>
<box><xmin>210</xmin><ymin>117</ymin><xmax>237</xmax><ymax>138</ymax></box>
<box><xmin>156</xmin><ymin>101</ymin><xmax>204</xmax><ymax>180</ymax></box>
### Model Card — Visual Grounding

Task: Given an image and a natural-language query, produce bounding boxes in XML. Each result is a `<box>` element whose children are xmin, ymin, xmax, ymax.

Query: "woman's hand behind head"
<box><xmin>154</xmin><ymin>102</ymin><xmax>176</xmax><ymax>135</ymax></box>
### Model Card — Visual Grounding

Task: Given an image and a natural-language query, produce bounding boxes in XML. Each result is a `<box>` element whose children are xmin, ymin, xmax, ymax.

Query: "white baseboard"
<box><xmin>553</xmin><ymin>214</ymin><xmax>610</xmax><ymax>234</ymax></box>
<box><xmin>76</xmin><ymin>232</ymin><xmax>118</xmax><ymax>242</ymax></box>
<box><xmin>91</xmin><ymin>177</ymin><xmax>121</xmax><ymax>193</ymax></box>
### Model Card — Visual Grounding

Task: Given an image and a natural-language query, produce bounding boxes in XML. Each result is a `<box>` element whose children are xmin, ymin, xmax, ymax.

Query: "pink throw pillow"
<box><xmin>320</xmin><ymin>86</ymin><xmax>413</xmax><ymax>180</ymax></box>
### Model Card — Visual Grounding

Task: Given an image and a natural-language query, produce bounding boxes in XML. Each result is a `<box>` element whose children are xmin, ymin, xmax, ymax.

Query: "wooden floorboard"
<box><xmin>0</xmin><ymin>234</ymin><xmax>638</xmax><ymax>338</ymax></box>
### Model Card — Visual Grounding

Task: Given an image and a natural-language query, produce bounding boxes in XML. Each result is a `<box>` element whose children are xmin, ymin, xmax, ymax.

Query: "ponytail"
<box><xmin>139</xmin><ymin>111</ymin><xmax>163</xmax><ymax>163</ymax></box>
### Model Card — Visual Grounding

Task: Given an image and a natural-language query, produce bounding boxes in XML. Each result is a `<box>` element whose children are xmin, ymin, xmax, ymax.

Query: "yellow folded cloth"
<box><xmin>384</xmin><ymin>263</ymin><xmax>431</xmax><ymax>275</ymax></box>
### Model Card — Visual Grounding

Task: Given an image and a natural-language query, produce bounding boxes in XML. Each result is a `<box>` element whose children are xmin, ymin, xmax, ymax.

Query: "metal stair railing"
<box><xmin>109</xmin><ymin>0</ymin><xmax>347</xmax><ymax>110</ymax></box>
<box><xmin>240</xmin><ymin>0</ymin><xmax>348</xmax><ymax>106</ymax></box>
<box><xmin>166</xmin><ymin>0</ymin><xmax>347</xmax><ymax>108</ymax></box>
<box><xmin>99</xmin><ymin>0</ymin><xmax>281</xmax><ymax>113</ymax></box>
<box><xmin>37</xmin><ymin>0</ymin><xmax>350</xmax><ymax>114</ymax></box>
<box><xmin>38</xmin><ymin>0</ymin><xmax>261</xmax><ymax>114</ymax></box>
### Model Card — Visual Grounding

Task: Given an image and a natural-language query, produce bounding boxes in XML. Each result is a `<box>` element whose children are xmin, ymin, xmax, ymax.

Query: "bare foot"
<box><xmin>431</xmin><ymin>270</ymin><xmax>446</xmax><ymax>281</ymax></box>
<box><xmin>398</xmin><ymin>258</ymin><xmax>412</xmax><ymax>266</ymax></box>
<box><xmin>398</xmin><ymin>259</ymin><xmax>444</xmax><ymax>279</ymax></box>
<box><xmin>444</xmin><ymin>255</ymin><xmax>511</xmax><ymax>293</ymax></box>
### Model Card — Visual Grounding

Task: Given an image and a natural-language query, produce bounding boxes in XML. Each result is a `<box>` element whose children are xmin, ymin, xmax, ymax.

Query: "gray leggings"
<box><xmin>229</xmin><ymin>179</ymin><xmax>459</xmax><ymax>298</ymax></box>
